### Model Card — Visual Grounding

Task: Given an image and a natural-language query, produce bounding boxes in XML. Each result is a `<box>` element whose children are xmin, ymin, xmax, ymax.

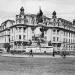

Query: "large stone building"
<box><xmin>0</xmin><ymin>7</ymin><xmax>75</xmax><ymax>52</ymax></box>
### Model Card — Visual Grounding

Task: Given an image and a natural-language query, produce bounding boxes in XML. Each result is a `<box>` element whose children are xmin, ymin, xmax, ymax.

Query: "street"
<box><xmin>0</xmin><ymin>56</ymin><xmax>74</xmax><ymax>75</ymax></box>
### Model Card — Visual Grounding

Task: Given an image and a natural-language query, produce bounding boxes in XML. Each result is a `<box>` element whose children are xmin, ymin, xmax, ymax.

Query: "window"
<box><xmin>19</xmin><ymin>35</ymin><xmax>21</xmax><ymax>39</ymax></box>
<box><xmin>69</xmin><ymin>39</ymin><xmax>70</xmax><ymax>43</ymax></box>
<box><xmin>53</xmin><ymin>37</ymin><xmax>55</xmax><ymax>41</ymax></box>
<box><xmin>69</xmin><ymin>33</ymin><xmax>70</xmax><ymax>37</ymax></box>
<box><xmin>23</xmin><ymin>28</ymin><xmax>26</xmax><ymax>32</ymax></box>
<box><xmin>57</xmin><ymin>37</ymin><xmax>59</xmax><ymax>41</ymax></box>
<box><xmin>9</xmin><ymin>38</ymin><xmax>10</xmax><ymax>42</ymax></box>
<box><xmin>19</xmin><ymin>19</ymin><xmax>21</xmax><ymax>23</ymax></box>
<box><xmin>57</xmin><ymin>30</ymin><xmax>59</xmax><ymax>35</ymax></box>
<box><xmin>23</xmin><ymin>35</ymin><xmax>25</xmax><ymax>40</ymax></box>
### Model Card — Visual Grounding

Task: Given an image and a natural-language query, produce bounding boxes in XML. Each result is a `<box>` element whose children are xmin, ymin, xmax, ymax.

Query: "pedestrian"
<box><xmin>63</xmin><ymin>51</ymin><xmax>66</xmax><ymax>58</ymax></box>
<box><xmin>30</xmin><ymin>49</ymin><xmax>33</xmax><ymax>57</ymax></box>
<box><xmin>53</xmin><ymin>48</ymin><xmax>55</xmax><ymax>57</ymax></box>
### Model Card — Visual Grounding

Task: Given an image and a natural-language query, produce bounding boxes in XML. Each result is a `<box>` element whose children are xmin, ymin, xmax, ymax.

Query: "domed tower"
<box><xmin>52</xmin><ymin>11</ymin><xmax>57</xmax><ymax>18</ymax></box>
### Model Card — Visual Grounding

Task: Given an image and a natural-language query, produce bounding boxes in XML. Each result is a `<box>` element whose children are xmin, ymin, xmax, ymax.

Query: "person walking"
<box><xmin>53</xmin><ymin>48</ymin><xmax>55</xmax><ymax>57</ymax></box>
<box><xmin>30</xmin><ymin>49</ymin><xmax>33</xmax><ymax>57</ymax></box>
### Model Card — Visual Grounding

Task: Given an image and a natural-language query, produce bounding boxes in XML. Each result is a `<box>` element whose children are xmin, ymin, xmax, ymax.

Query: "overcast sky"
<box><xmin>0</xmin><ymin>0</ymin><xmax>75</xmax><ymax>24</ymax></box>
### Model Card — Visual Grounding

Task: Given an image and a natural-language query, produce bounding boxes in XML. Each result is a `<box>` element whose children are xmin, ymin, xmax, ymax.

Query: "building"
<box><xmin>0</xmin><ymin>7</ymin><xmax>75</xmax><ymax>52</ymax></box>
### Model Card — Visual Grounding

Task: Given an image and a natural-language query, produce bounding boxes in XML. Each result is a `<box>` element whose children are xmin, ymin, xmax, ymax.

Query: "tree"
<box><xmin>4</xmin><ymin>43</ymin><xmax>11</xmax><ymax>52</ymax></box>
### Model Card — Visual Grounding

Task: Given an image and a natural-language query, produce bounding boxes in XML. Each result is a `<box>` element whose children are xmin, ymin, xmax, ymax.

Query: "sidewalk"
<box><xmin>1</xmin><ymin>53</ymin><xmax>75</xmax><ymax>58</ymax></box>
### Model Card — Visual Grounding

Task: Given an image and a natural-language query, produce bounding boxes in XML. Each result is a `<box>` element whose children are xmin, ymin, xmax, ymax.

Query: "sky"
<box><xmin>0</xmin><ymin>0</ymin><xmax>75</xmax><ymax>24</ymax></box>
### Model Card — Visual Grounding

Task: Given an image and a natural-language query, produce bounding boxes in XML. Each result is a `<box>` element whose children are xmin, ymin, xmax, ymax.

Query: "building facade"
<box><xmin>0</xmin><ymin>7</ymin><xmax>75</xmax><ymax>52</ymax></box>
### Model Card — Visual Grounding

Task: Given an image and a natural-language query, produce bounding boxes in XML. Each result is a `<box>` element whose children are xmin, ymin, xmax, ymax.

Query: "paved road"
<box><xmin>0</xmin><ymin>55</ymin><xmax>75</xmax><ymax>75</ymax></box>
